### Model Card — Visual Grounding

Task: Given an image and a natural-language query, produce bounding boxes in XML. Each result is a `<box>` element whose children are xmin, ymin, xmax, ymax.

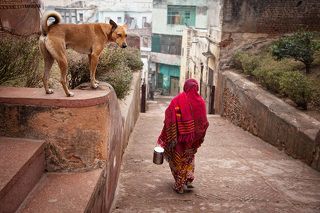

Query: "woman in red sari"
<box><xmin>157</xmin><ymin>79</ymin><xmax>209</xmax><ymax>194</ymax></box>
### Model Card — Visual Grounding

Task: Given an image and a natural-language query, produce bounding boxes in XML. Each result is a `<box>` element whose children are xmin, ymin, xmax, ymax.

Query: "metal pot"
<box><xmin>153</xmin><ymin>147</ymin><xmax>164</xmax><ymax>165</ymax></box>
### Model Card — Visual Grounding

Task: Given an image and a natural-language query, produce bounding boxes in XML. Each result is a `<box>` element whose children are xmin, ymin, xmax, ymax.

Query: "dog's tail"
<box><xmin>40</xmin><ymin>11</ymin><xmax>62</xmax><ymax>36</ymax></box>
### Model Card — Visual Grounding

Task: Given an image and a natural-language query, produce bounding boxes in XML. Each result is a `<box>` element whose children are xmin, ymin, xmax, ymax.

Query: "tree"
<box><xmin>271</xmin><ymin>31</ymin><xmax>320</xmax><ymax>74</ymax></box>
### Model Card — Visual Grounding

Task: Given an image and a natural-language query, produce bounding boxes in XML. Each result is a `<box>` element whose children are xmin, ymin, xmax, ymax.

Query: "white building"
<box><xmin>150</xmin><ymin>0</ymin><xmax>208</xmax><ymax>96</ymax></box>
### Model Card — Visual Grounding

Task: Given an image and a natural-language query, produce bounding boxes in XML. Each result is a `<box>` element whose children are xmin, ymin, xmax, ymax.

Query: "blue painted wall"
<box><xmin>159</xmin><ymin>64</ymin><xmax>180</xmax><ymax>92</ymax></box>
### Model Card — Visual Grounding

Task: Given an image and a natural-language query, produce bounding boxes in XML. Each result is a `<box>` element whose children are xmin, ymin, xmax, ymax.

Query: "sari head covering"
<box><xmin>157</xmin><ymin>79</ymin><xmax>209</xmax><ymax>149</ymax></box>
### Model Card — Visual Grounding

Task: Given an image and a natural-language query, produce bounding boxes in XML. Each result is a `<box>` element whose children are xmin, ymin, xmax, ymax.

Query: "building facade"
<box><xmin>150</xmin><ymin>0</ymin><xmax>208</xmax><ymax>96</ymax></box>
<box><xmin>180</xmin><ymin>0</ymin><xmax>320</xmax><ymax>114</ymax></box>
<box><xmin>180</xmin><ymin>28</ymin><xmax>214</xmax><ymax>111</ymax></box>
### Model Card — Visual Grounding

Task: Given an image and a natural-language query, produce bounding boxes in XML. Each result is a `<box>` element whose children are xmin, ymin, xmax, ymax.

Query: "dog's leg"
<box><xmin>57</xmin><ymin>55</ymin><xmax>74</xmax><ymax>97</ymax></box>
<box><xmin>88</xmin><ymin>54</ymin><xmax>99</xmax><ymax>85</ymax></box>
<box><xmin>43</xmin><ymin>56</ymin><xmax>54</xmax><ymax>94</ymax></box>
<box><xmin>40</xmin><ymin>37</ymin><xmax>54</xmax><ymax>94</ymax></box>
<box><xmin>88</xmin><ymin>54</ymin><xmax>100</xmax><ymax>84</ymax></box>
<box><xmin>89</xmin><ymin>53</ymin><xmax>101</xmax><ymax>89</ymax></box>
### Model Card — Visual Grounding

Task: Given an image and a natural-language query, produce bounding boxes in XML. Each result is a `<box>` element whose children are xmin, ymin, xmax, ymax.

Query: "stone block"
<box><xmin>0</xmin><ymin>85</ymin><xmax>121</xmax><ymax>172</ymax></box>
<box><xmin>0</xmin><ymin>137</ymin><xmax>45</xmax><ymax>213</ymax></box>
<box><xmin>219</xmin><ymin>71</ymin><xmax>320</xmax><ymax>171</ymax></box>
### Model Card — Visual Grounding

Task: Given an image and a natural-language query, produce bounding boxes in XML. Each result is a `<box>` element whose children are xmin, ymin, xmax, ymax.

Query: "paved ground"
<box><xmin>112</xmin><ymin>97</ymin><xmax>320</xmax><ymax>212</ymax></box>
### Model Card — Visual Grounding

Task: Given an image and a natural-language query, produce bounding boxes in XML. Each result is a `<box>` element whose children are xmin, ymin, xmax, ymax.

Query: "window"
<box><xmin>142</xmin><ymin>36</ymin><xmax>149</xmax><ymax>48</ymax></box>
<box><xmin>167</xmin><ymin>5</ymin><xmax>196</xmax><ymax>26</ymax></box>
<box><xmin>117</xmin><ymin>17</ymin><xmax>122</xmax><ymax>23</ymax></box>
<box><xmin>79</xmin><ymin>13</ymin><xmax>83</xmax><ymax>22</ymax></box>
<box><xmin>142</xmin><ymin>17</ymin><xmax>147</xmax><ymax>28</ymax></box>
<box><xmin>152</xmin><ymin>34</ymin><xmax>182</xmax><ymax>55</ymax></box>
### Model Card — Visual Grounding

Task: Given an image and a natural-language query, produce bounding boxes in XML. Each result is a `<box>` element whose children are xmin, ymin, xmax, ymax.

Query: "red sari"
<box><xmin>157</xmin><ymin>79</ymin><xmax>209</xmax><ymax>192</ymax></box>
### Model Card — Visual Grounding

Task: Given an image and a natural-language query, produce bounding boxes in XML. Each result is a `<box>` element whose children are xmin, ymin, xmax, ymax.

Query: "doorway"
<box><xmin>170</xmin><ymin>77</ymin><xmax>179</xmax><ymax>96</ymax></box>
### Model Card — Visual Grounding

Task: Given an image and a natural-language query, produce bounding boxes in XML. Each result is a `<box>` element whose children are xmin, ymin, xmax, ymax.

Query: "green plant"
<box><xmin>98</xmin><ymin>65</ymin><xmax>132</xmax><ymax>99</ymax></box>
<box><xmin>253</xmin><ymin>68</ymin><xmax>285</xmax><ymax>93</ymax></box>
<box><xmin>123</xmin><ymin>47</ymin><xmax>144</xmax><ymax>71</ymax></box>
<box><xmin>279</xmin><ymin>71</ymin><xmax>312</xmax><ymax>109</ymax></box>
<box><xmin>68</xmin><ymin>47</ymin><xmax>141</xmax><ymax>99</ymax></box>
<box><xmin>68</xmin><ymin>57</ymin><xmax>90</xmax><ymax>89</ymax></box>
<box><xmin>271</xmin><ymin>31</ymin><xmax>320</xmax><ymax>74</ymax></box>
<box><xmin>310</xmin><ymin>79</ymin><xmax>320</xmax><ymax>108</ymax></box>
<box><xmin>0</xmin><ymin>35</ymin><xmax>42</xmax><ymax>87</ymax></box>
<box><xmin>233</xmin><ymin>52</ymin><xmax>259</xmax><ymax>75</ymax></box>
<box><xmin>311</xmin><ymin>88</ymin><xmax>320</xmax><ymax>108</ymax></box>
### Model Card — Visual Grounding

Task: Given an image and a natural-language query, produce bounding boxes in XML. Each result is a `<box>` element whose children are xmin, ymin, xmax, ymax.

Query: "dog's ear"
<box><xmin>122</xmin><ymin>24</ymin><xmax>128</xmax><ymax>30</ymax></box>
<box><xmin>109</xmin><ymin>19</ymin><xmax>117</xmax><ymax>31</ymax></box>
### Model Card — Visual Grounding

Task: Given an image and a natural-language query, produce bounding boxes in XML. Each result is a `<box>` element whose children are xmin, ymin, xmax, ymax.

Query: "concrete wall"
<box><xmin>150</xmin><ymin>52</ymin><xmax>181</xmax><ymax>66</ymax></box>
<box><xmin>222</xmin><ymin>0</ymin><xmax>320</xmax><ymax>34</ymax></box>
<box><xmin>0</xmin><ymin>0</ymin><xmax>41</xmax><ymax>35</ymax></box>
<box><xmin>119</xmin><ymin>72</ymin><xmax>141</xmax><ymax>152</ymax></box>
<box><xmin>210</xmin><ymin>0</ymin><xmax>320</xmax><ymax>112</ymax></box>
<box><xmin>98</xmin><ymin>11</ymin><xmax>152</xmax><ymax>29</ymax></box>
<box><xmin>218</xmin><ymin>71</ymin><xmax>320</xmax><ymax>171</ymax></box>
<box><xmin>0</xmin><ymin>85</ymin><xmax>120</xmax><ymax>172</ymax></box>
<box><xmin>0</xmin><ymin>71</ymin><xmax>141</xmax><ymax>212</ymax></box>
<box><xmin>179</xmin><ymin>28</ymin><xmax>209</xmax><ymax>95</ymax></box>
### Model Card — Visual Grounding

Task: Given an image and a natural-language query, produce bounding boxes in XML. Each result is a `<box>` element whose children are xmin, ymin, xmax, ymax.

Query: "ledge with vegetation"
<box><xmin>232</xmin><ymin>31</ymin><xmax>320</xmax><ymax>120</ymax></box>
<box><xmin>0</xmin><ymin>33</ymin><xmax>143</xmax><ymax>100</ymax></box>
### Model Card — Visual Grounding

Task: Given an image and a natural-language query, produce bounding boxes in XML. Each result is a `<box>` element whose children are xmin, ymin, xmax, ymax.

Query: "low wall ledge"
<box><xmin>0</xmin><ymin>86</ymin><xmax>112</xmax><ymax>108</ymax></box>
<box><xmin>223</xmin><ymin>71</ymin><xmax>320</xmax><ymax>139</ymax></box>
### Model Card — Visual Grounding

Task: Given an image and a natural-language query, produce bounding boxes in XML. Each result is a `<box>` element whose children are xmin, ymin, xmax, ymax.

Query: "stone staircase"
<box><xmin>0</xmin><ymin>77</ymin><xmax>142</xmax><ymax>213</ymax></box>
<box><xmin>0</xmin><ymin>137</ymin><xmax>104</xmax><ymax>213</ymax></box>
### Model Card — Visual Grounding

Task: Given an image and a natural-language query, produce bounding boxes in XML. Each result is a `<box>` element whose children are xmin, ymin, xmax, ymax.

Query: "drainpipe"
<box><xmin>200</xmin><ymin>62</ymin><xmax>204</xmax><ymax>96</ymax></box>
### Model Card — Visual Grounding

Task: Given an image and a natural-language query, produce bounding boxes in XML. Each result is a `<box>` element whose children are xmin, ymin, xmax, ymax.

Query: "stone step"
<box><xmin>0</xmin><ymin>137</ymin><xmax>46</xmax><ymax>213</ymax></box>
<box><xmin>18</xmin><ymin>169</ymin><xmax>104</xmax><ymax>213</ymax></box>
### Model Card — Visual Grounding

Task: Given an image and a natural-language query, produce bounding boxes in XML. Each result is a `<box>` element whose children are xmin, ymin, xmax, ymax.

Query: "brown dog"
<box><xmin>39</xmin><ymin>11</ymin><xmax>128</xmax><ymax>97</ymax></box>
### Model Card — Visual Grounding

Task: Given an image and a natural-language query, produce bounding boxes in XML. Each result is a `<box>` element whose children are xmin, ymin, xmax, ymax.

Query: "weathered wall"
<box><xmin>180</xmin><ymin>28</ymin><xmax>209</xmax><ymax>98</ymax></box>
<box><xmin>0</xmin><ymin>74</ymin><xmax>141</xmax><ymax>212</ymax></box>
<box><xmin>0</xmin><ymin>0</ymin><xmax>41</xmax><ymax>35</ymax></box>
<box><xmin>222</xmin><ymin>0</ymin><xmax>320</xmax><ymax>34</ymax></box>
<box><xmin>0</xmin><ymin>85</ymin><xmax>120</xmax><ymax>172</ymax></box>
<box><xmin>119</xmin><ymin>72</ymin><xmax>141</xmax><ymax>152</ymax></box>
<box><xmin>127</xmin><ymin>33</ymin><xmax>141</xmax><ymax>49</ymax></box>
<box><xmin>218</xmin><ymin>71</ymin><xmax>320</xmax><ymax>171</ymax></box>
<box><xmin>215</xmin><ymin>32</ymin><xmax>275</xmax><ymax>113</ymax></box>
<box><xmin>207</xmin><ymin>0</ymin><xmax>320</xmax><ymax>114</ymax></box>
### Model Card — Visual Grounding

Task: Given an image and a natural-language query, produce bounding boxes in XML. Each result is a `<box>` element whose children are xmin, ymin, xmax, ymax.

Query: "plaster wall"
<box><xmin>152</xmin><ymin>7</ymin><xmax>207</xmax><ymax>36</ymax></box>
<box><xmin>150</xmin><ymin>52</ymin><xmax>181</xmax><ymax>66</ymax></box>
<box><xmin>98</xmin><ymin>11</ymin><xmax>152</xmax><ymax>29</ymax></box>
<box><xmin>222</xmin><ymin>0</ymin><xmax>320</xmax><ymax>34</ymax></box>
<box><xmin>0</xmin><ymin>0</ymin><xmax>41</xmax><ymax>35</ymax></box>
<box><xmin>218</xmin><ymin>71</ymin><xmax>320</xmax><ymax>171</ymax></box>
<box><xmin>0</xmin><ymin>72</ymin><xmax>142</xmax><ymax>212</ymax></box>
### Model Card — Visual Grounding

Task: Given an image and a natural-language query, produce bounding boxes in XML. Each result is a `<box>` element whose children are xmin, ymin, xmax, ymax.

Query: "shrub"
<box><xmin>310</xmin><ymin>80</ymin><xmax>320</xmax><ymax>108</ymax></box>
<box><xmin>98</xmin><ymin>65</ymin><xmax>132</xmax><ymax>99</ymax></box>
<box><xmin>253</xmin><ymin>68</ymin><xmax>284</xmax><ymax>93</ymax></box>
<box><xmin>311</xmin><ymin>88</ymin><xmax>320</xmax><ymax>108</ymax></box>
<box><xmin>233</xmin><ymin>52</ymin><xmax>259</xmax><ymax>75</ymax></box>
<box><xmin>96</xmin><ymin>47</ymin><xmax>143</xmax><ymax>72</ymax></box>
<box><xmin>279</xmin><ymin>71</ymin><xmax>312</xmax><ymax>109</ymax></box>
<box><xmin>69</xmin><ymin>47</ymin><xmax>141</xmax><ymax>99</ymax></box>
<box><xmin>271</xmin><ymin>31</ymin><xmax>320</xmax><ymax>74</ymax></box>
<box><xmin>123</xmin><ymin>47</ymin><xmax>144</xmax><ymax>71</ymax></box>
<box><xmin>0</xmin><ymin>35</ymin><xmax>42</xmax><ymax>87</ymax></box>
<box><xmin>68</xmin><ymin>57</ymin><xmax>90</xmax><ymax>89</ymax></box>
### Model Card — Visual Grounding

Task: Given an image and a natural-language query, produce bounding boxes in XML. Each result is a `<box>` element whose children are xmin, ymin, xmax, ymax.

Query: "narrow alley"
<box><xmin>112</xmin><ymin>97</ymin><xmax>320</xmax><ymax>212</ymax></box>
